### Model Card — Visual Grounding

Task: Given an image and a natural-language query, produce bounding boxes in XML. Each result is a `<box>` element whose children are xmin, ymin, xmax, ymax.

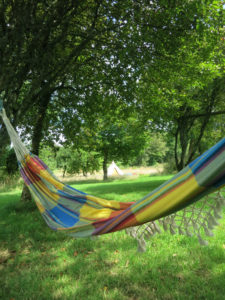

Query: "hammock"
<box><xmin>0</xmin><ymin>107</ymin><xmax>225</xmax><ymax>249</ymax></box>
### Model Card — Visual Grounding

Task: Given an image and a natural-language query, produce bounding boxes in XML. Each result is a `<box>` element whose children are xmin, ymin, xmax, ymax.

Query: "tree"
<box><xmin>56</xmin><ymin>147</ymin><xmax>101</xmax><ymax>178</ymax></box>
<box><xmin>173</xmin><ymin>77</ymin><xmax>225</xmax><ymax>170</ymax></box>
<box><xmin>131</xmin><ymin>132</ymin><xmax>167</xmax><ymax>166</ymax></box>
<box><xmin>139</xmin><ymin>77</ymin><xmax>225</xmax><ymax>170</ymax></box>
<box><xmin>62</xmin><ymin>108</ymin><xmax>147</xmax><ymax>180</ymax></box>
<box><xmin>2</xmin><ymin>0</ymin><xmax>218</xmax><ymax>147</ymax></box>
<box><xmin>0</xmin><ymin>0</ymin><xmax>144</xmax><ymax>198</ymax></box>
<box><xmin>1</xmin><ymin>0</ymin><xmax>224</xmax><ymax>194</ymax></box>
<box><xmin>136</xmin><ymin>1</ymin><xmax>225</xmax><ymax>170</ymax></box>
<box><xmin>94</xmin><ymin>118</ymin><xmax>146</xmax><ymax>180</ymax></box>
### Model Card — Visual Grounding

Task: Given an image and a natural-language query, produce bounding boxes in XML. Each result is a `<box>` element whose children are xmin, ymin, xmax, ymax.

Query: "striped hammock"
<box><xmin>0</xmin><ymin>108</ymin><xmax>225</xmax><ymax>249</ymax></box>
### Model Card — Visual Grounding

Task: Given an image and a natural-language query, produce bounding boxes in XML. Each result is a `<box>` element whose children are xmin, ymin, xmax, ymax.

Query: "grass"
<box><xmin>0</xmin><ymin>174</ymin><xmax>225</xmax><ymax>300</ymax></box>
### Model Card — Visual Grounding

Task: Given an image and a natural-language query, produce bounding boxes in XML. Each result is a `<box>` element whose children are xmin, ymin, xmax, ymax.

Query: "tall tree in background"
<box><xmin>58</xmin><ymin>93</ymin><xmax>147</xmax><ymax>180</ymax></box>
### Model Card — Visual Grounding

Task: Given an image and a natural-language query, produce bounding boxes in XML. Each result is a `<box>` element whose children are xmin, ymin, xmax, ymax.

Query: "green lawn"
<box><xmin>0</xmin><ymin>175</ymin><xmax>225</xmax><ymax>300</ymax></box>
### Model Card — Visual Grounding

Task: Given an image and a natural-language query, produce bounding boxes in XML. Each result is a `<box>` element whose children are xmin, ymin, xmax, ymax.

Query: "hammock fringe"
<box><xmin>126</xmin><ymin>190</ymin><xmax>225</xmax><ymax>251</ymax></box>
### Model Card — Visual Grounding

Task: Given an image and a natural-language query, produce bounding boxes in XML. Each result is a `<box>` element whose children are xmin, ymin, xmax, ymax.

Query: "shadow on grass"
<box><xmin>1</xmin><ymin>194</ymin><xmax>225</xmax><ymax>300</ymax></box>
<box><xmin>51</xmin><ymin>241</ymin><xmax>225</xmax><ymax>300</ymax></box>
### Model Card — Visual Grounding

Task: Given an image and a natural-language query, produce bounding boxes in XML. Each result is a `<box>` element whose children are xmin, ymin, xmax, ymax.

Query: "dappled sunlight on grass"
<box><xmin>0</xmin><ymin>175</ymin><xmax>225</xmax><ymax>299</ymax></box>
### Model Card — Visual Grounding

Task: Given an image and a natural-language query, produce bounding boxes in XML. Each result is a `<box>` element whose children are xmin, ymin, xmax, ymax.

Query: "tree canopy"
<box><xmin>0</xmin><ymin>0</ymin><xmax>224</xmax><ymax>193</ymax></box>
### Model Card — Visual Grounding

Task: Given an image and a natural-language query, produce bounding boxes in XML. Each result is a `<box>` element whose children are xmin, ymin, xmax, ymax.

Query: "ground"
<box><xmin>55</xmin><ymin>165</ymin><xmax>164</xmax><ymax>182</ymax></box>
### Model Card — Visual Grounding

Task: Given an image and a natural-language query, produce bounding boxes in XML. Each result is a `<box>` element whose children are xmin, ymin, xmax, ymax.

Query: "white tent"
<box><xmin>107</xmin><ymin>161</ymin><xmax>124</xmax><ymax>176</ymax></box>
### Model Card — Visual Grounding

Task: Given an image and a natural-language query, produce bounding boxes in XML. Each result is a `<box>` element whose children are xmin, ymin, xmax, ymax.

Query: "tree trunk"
<box><xmin>103</xmin><ymin>150</ymin><xmax>108</xmax><ymax>181</ymax></box>
<box><xmin>174</xmin><ymin>82</ymin><xmax>217</xmax><ymax>171</ymax></box>
<box><xmin>21</xmin><ymin>185</ymin><xmax>32</xmax><ymax>202</ymax></box>
<box><xmin>174</xmin><ymin>128</ymin><xmax>180</xmax><ymax>170</ymax></box>
<box><xmin>21</xmin><ymin>93</ymin><xmax>51</xmax><ymax>202</ymax></box>
<box><xmin>174</xmin><ymin>119</ymin><xmax>190</xmax><ymax>171</ymax></box>
<box><xmin>62</xmin><ymin>165</ymin><xmax>67</xmax><ymax>178</ymax></box>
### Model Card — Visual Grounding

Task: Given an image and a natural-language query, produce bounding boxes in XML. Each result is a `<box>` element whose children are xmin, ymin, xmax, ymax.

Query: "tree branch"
<box><xmin>185</xmin><ymin>110</ymin><xmax>225</xmax><ymax>119</ymax></box>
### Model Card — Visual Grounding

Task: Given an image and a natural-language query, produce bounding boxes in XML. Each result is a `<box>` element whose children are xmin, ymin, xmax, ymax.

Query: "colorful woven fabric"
<box><xmin>18</xmin><ymin>138</ymin><xmax>225</xmax><ymax>237</ymax></box>
<box><xmin>1</xmin><ymin>108</ymin><xmax>225</xmax><ymax>238</ymax></box>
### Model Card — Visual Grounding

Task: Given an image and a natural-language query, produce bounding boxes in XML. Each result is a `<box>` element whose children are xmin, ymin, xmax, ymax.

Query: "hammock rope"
<box><xmin>0</xmin><ymin>106</ymin><xmax>225</xmax><ymax>249</ymax></box>
<box><xmin>126</xmin><ymin>190</ymin><xmax>225</xmax><ymax>251</ymax></box>
<box><xmin>1</xmin><ymin>109</ymin><xmax>29</xmax><ymax>161</ymax></box>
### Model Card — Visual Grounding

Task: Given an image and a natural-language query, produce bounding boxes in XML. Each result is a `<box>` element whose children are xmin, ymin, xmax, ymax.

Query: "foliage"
<box><xmin>0</xmin><ymin>0</ymin><xmax>144</xmax><ymax>152</ymax></box>
<box><xmin>0</xmin><ymin>146</ymin><xmax>8</xmax><ymax>169</ymax></box>
<box><xmin>131</xmin><ymin>133</ymin><xmax>168</xmax><ymax>166</ymax></box>
<box><xmin>1</xmin><ymin>0</ymin><xmax>225</xmax><ymax>187</ymax></box>
<box><xmin>70</xmin><ymin>113</ymin><xmax>147</xmax><ymax>179</ymax></box>
<box><xmin>5</xmin><ymin>148</ymin><xmax>18</xmax><ymax>175</ymax></box>
<box><xmin>39</xmin><ymin>146</ymin><xmax>58</xmax><ymax>170</ymax></box>
<box><xmin>0</xmin><ymin>146</ymin><xmax>18</xmax><ymax>175</ymax></box>
<box><xmin>2</xmin><ymin>0</ymin><xmax>222</xmax><ymax>146</ymax></box>
<box><xmin>197</xmin><ymin>113</ymin><xmax>225</xmax><ymax>152</ymax></box>
<box><xmin>136</xmin><ymin>2</ymin><xmax>225</xmax><ymax>170</ymax></box>
<box><xmin>56</xmin><ymin>147</ymin><xmax>101</xmax><ymax>177</ymax></box>
<box><xmin>93</xmin><ymin>119</ymin><xmax>146</xmax><ymax>164</ymax></box>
